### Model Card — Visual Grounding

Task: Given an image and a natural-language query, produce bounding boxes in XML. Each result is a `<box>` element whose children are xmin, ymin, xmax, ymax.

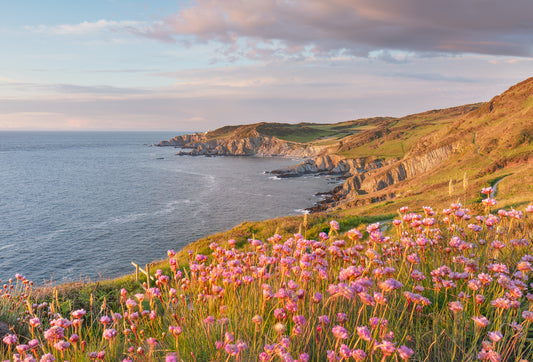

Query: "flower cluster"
<box><xmin>1</xmin><ymin>193</ymin><xmax>533</xmax><ymax>361</ymax></box>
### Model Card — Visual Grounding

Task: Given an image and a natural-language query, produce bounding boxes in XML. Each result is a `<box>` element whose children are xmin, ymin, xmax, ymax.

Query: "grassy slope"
<box><xmin>42</xmin><ymin>78</ymin><xmax>533</xmax><ymax>309</ymax></box>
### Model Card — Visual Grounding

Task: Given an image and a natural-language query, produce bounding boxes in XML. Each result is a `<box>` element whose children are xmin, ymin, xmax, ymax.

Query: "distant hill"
<box><xmin>160</xmin><ymin>77</ymin><xmax>533</xmax><ymax>215</ymax></box>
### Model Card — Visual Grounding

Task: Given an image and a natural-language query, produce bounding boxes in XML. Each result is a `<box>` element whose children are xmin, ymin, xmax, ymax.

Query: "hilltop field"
<box><xmin>1</xmin><ymin>78</ymin><xmax>533</xmax><ymax>361</ymax></box>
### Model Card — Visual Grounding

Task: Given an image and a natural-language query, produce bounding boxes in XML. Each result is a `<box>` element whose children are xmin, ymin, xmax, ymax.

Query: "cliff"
<box><xmin>159</xmin><ymin>77</ymin><xmax>533</xmax><ymax>213</ymax></box>
<box><xmin>158</xmin><ymin>130</ymin><xmax>326</xmax><ymax>158</ymax></box>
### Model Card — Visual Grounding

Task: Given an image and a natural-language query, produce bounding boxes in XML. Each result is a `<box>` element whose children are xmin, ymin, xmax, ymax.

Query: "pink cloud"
<box><xmin>136</xmin><ymin>0</ymin><xmax>533</xmax><ymax>58</ymax></box>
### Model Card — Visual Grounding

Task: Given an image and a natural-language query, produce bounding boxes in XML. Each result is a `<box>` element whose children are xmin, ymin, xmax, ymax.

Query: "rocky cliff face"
<box><xmin>158</xmin><ymin>133</ymin><xmax>325</xmax><ymax>158</ymax></box>
<box><xmin>269</xmin><ymin>155</ymin><xmax>391</xmax><ymax>178</ymax></box>
<box><xmin>158</xmin><ymin>133</ymin><xmax>207</xmax><ymax>147</ymax></box>
<box><xmin>309</xmin><ymin>143</ymin><xmax>461</xmax><ymax>211</ymax></box>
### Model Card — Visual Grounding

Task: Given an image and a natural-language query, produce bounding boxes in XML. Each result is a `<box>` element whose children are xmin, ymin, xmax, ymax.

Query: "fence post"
<box><xmin>145</xmin><ymin>263</ymin><xmax>150</xmax><ymax>289</ymax></box>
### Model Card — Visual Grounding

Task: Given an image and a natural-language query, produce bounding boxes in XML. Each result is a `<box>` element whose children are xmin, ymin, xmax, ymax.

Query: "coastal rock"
<box><xmin>270</xmin><ymin>155</ymin><xmax>391</xmax><ymax>178</ymax></box>
<box><xmin>312</xmin><ymin>144</ymin><xmax>460</xmax><ymax>211</ymax></box>
<box><xmin>160</xmin><ymin>133</ymin><xmax>326</xmax><ymax>158</ymax></box>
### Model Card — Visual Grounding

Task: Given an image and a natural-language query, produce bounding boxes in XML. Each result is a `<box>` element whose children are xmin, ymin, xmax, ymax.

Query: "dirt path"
<box><xmin>489</xmin><ymin>176</ymin><xmax>507</xmax><ymax>199</ymax></box>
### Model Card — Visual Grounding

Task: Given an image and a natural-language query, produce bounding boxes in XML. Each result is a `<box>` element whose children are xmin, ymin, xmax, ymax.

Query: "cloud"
<box><xmin>137</xmin><ymin>0</ymin><xmax>533</xmax><ymax>59</ymax></box>
<box><xmin>23</xmin><ymin>19</ymin><xmax>175</xmax><ymax>42</ymax></box>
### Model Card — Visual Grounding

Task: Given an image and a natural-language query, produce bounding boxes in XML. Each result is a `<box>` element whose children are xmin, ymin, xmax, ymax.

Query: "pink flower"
<box><xmin>224</xmin><ymin>332</ymin><xmax>234</xmax><ymax>343</ymax></box>
<box><xmin>375</xmin><ymin>340</ymin><xmax>396</xmax><ymax>356</ymax></box>
<box><xmin>472</xmin><ymin>316</ymin><xmax>491</xmax><ymax>328</ymax></box>
<box><xmin>103</xmin><ymin>328</ymin><xmax>117</xmax><ymax>340</ymax></box>
<box><xmin>339</xmin><ymin>344</ymin><xmax>351</xmax><ymax>358</ymax></box>
<box><xmin>29</xmin><ymin>317</ymin><xmax>41</xmax><ymax>328</ymax></box>
<box><xmin>166</xmin><ymin>353</ymin><xmax>178</xmax><ymax>362</ymax></box>
<box><xmin>330</xmin><ymin>220</ymin><xmax>340</xmax><ymax>230</ymax></box>
<box><xmin>252</xmin><ymin>315</ymin><xmax>263</xmax><ymax>325</ymax></box>
<box><xmin>40</xmin><ymin>354</ymin><xmax>56</xmax><ymax>362</ymax></box>
<box><xmin>356</xmin><ymin>326</ymin><xmax>371</xmax><ymax>342</ymax></box>
<box><xmin>2</xmin><ymin>334</ymin><xmax>17</xmax><ymax>345</ymax></box>
<box><xmin>44</xmin><ymin>326</ymin><xmax>65</xmax><ymax>342</ymax></box>
<box><xmin>225</xmin><ymin>344</ymin><xmax>239</xmax><ymax>356</ymax></box>
<box><xmin>100</xmin><ymin>316</ymin><xmax>111</xmax><ymax>325</ymax></box>
<box><xmin>488</xmin><ymin>331</ymin><xmax>503</xmax><ymax>343</ymax></box>
<box><xmin>125</xmin><ymin>298</ymin><xmax>137</xmax><ymax>309</ymax></box>
<box><xmin>146</xmin><ymin>337</ymin><xmax>158</xmax><ymax>347</ymax></box>
<box><xmin>352</xmin><ymin>349</ymin><xmax>367</xmax><ymax>361</ymax></box>
<box><xmin>378</xmin><ymin>278</ymin><xmax>403</xmax><ymax>292</ymax></box>
<box><xmin>332</xmin><ymin>325</ymin><xmax>349</xmax><ymax>340</ymax></box>
<box><xmin>293</xmin><ymin>315</ymin><xmax>306</xmax><ymax>326</ymax></box>
<box><xmin>347</xmin><ymin>229</ymin><xmax>362</xmax><ymax>240</ymax></box>
<box><xmin>53</xmin><ymin>340</ymin><xmax>70</xmax><ymax>351</ymax></box>
<box><xmin>397</xmin><ymin>345</ymin><xmax>414</xmax><ymax>360</ymax></box>
<box><xmin>318</xmin><ymin>315</ymin><xmax>330</xmax><ymax>325</ymax></box>
<box><xmin>448</xmin><ymin>301</ymin><xmax>464</xmax><ymax>313</ymax></box>
<box><xmin>169</xmin><ymin>325</ymin><xmax>182</xmax><ymax>337</ymax></box>
<box><xmin>16</xmin><ymin>344</ymin><xmax>29</xmax><ymax>353</ymax></box>
<box><xmin>522</xmin><ymin>311</ymin><xmax>533</xmax><ymax>322</ymax></box>
<box><xmin>71</xmin><ymin>309</ymin><xmax>86</xmax><ymax>319</ymax></box>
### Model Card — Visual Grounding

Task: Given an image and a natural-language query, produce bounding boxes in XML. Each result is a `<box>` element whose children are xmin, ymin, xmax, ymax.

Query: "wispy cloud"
<box><xmin>23</xmin><ymin>19</ymin><xmax>172</xmax><ymax>42</ymax></box>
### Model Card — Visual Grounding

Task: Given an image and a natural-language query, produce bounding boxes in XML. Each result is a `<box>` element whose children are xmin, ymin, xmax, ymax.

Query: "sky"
<box><xmin>1</xmin><ymin>0</ymin><xmax>532</xmax><ymax>131</ymax></box>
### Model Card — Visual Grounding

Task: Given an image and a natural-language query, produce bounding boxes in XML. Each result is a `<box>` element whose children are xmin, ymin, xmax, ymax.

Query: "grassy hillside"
<box><xmin>2</xmin><ymin>78</ymin><xmax>533</xmax><ymax>361</ymax></box>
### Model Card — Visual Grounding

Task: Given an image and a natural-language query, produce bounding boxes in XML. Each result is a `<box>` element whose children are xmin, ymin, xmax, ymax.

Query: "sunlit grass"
<box><xmin>1</xmin><ymin>192</ymin><xmax>533</xmax><ymax>361</ymax></box>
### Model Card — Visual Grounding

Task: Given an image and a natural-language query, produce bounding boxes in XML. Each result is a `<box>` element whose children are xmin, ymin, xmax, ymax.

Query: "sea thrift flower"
<box><xmin>375</xmin><ymin>340</ymin><xmax>396</xmax><ymax>356</ymax></box>
<box><xmin>53</xmin><ymin>340</ymin><xmax>70</xmax><ymax>351</ymax></box>
<box><xmin>44</xmin><ymin>326</ymin><xmax>65</xmax><ymax>342</ymax></box>
<box><xmin>378</xmin><ymin>278</ymin><xmax>403</xmax><ymax>292</ymax></box>
<box><xmin>252</xmin><ymin>315</ymin><xmax>263</xmax><ymax>325</ymax></box>
<box><xmin>103</xmin><ymin>328</ymin><xmax>117</xmax><ymax>340</ymax></box>
<box><xmin>330</xmin><ymin>220</ymin><xmax>340</xmax><ymax>231</ymax></box>
<box><xmin>488</xmin><ymin>331</ymin><xmax>503</xmax><ymax>343</ymax></box>
<box><xmin>472</xmin><ymin>316</ymin><xmax>491</xmax><ymax>328</ymax></box>
<box><xmin>29</xmin><ymin>317</ymin><xmax>41</xmax><ymax>328</ymax></box>
<box><xmin>448</xmin><ymin>301</ymin><xmax>464</xmax><ymax>313</ymax></box>
<box><xmin>522</xmin><ymin>311</ymin><xmax>533</xmax><ymax>322</ymax></box>
<box><xmin>397</xmin><ymin>345</ymin><xmax>415</xmax><ymax>360</ymax></box>
<box><xmin>3</xmin><ymin>334</ymin><xmax>17</xmax><ymax>345</ymax></box>
<box><xmin>332</xmin><ymin>325</ymin><xmax>349</xmax><ymax>339</ymax></box>
<box><xmin>39</xmin><ymin>354</ymin><xmax>56</xmax><ymax>362</ymax></box>
<box><xmin>356</xmin><ymin>326</ymin><xmax>372</xmax><ymax>342</ymax></box>
<box><xmin>100</xmin><ymin>316</ymin><xmax>111</xmax><ymax>325</ymax></box>
<box><xmin>166</xmin><ymin>354</ymin><xmax>178</xmax><ymax>362</ymax></box>
<box><xmin>339</xmin><ymin>344</ymin><xmax>351</xmax><ymax>359</ymax></box>
<box><xmin>352</xmin><ymin>349</ymin><xmax>367</xmax><ymax>361</ymax></box>
<box><xmin>71</xmin><ymin>309</ymin><xmax>86</xmax><ymax>319</ymax></box>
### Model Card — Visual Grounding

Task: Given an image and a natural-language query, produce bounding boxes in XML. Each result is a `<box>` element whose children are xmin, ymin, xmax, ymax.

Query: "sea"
<box><xmin>0</xmin><ymin>132</ymin><xmax>339</xmax><ymax>284</ymax></box>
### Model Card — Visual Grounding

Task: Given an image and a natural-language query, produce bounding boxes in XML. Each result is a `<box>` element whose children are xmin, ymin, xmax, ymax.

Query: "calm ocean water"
<box><xmin>0</xmin><ymin>132</ymin><xmax>338</xmax><ymax>284</ymax></box>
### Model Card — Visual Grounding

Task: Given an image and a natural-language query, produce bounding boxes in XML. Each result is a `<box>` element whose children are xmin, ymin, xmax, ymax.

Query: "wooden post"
<box><xmin>135</xmin><ymin>264</ymin><xmax>139</xmax><ymax>282</ymax></box>
<box><xmin>145</xmin><ymin>264</ymin><xmax>150</xmax><ymax>289</ymax></box>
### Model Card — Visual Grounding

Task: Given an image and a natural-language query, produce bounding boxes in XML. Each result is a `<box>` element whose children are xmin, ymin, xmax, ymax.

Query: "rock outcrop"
<box><xmin>269</xmin><ymin>155</ymin><xmax>391</xmax><ymax>178</ymax></box>
<box><xmin>158</xmin><ymin>132</ymin><xmax>326</xmax><ymax>158</ymax></box>
<box><xmin>310</xmin><ymin>144</ymin><xmax>461</xmax><ymax>211</ymax></box>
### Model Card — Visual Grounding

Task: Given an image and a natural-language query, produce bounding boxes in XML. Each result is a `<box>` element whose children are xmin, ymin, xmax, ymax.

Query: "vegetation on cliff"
<box><xmin>1</xmin><ymin>78</ymin><xmax>532</xmax><ymax>361</ymax></box>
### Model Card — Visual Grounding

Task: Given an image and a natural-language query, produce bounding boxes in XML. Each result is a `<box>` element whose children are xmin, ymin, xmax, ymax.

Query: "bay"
<box><xmin>0</xmin><ymin>132</ymin><xmax>338</xmax><ymax>283</ymax></box>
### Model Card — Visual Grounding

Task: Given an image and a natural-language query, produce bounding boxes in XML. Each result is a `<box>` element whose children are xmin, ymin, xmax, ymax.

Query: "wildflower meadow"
<box><xmin>2</xmin><ymin>189</ymin><xmax>533</xmax><ymax>361</ymax></box>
